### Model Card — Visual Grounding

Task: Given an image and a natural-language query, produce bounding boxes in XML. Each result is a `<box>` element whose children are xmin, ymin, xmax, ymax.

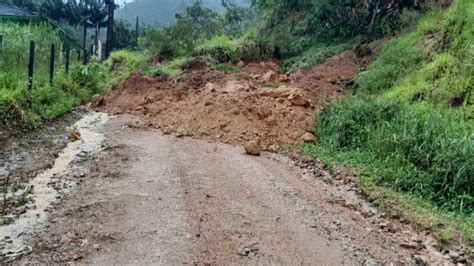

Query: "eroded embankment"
<box><xmin>93</xmin><ymin>51</ymin><xmax>360</xmax><ymax>151</ymax></box>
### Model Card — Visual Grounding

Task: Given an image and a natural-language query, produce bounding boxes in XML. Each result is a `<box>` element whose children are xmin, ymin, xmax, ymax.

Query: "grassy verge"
<box><xmin>0</xmin><ymin>22</ymin><xmax>104</xmax><ymax>129</ymax></box>
<box><xmin>303</xmin><ymin>1</ymin><xmax>474</xmax><ymax>244</ymax></box>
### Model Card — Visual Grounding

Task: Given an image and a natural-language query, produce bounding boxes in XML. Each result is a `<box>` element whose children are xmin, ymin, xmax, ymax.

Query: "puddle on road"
<box><xmin>0</xmin><ymin>112</ymin><xmax>108</xmax><ymax>261</ymax></box>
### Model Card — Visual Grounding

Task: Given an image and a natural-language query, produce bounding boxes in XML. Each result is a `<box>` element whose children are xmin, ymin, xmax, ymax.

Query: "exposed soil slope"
<box><xmin>94</xmin><ymin>52</ymin><xmax>359</xmax><ymax>151</ymax></box>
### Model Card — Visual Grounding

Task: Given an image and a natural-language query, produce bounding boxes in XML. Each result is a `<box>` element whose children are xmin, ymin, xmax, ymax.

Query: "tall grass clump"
<box><xmin>316</xmin><ymin>98</ymin><xmax>473</xmax><ymax>212</ymax></box>
<box><xmin>194</xmin><ymin>35</ymin><xmax>238</xmax><ymax>63</ymax></box>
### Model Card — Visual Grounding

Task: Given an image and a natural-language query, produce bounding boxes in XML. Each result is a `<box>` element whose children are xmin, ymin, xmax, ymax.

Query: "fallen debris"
<box><xmin>94</xmin><ymin>52</ymin><xmax>359</xmax><ymax>152</ymax></box>
<box><xmin>69</xmin><ymin>131</ymin><xmax>81</xmax><ymax>142</ymax></box>
<box><xmin>244</xmin><ymin>141</ymin><xmax>261</xmax><ymax>156</ymax></box>
<box><xmin>301</xmin><ymin>132</ymin><xmax>317</xmax><ymax>143</ymax></box>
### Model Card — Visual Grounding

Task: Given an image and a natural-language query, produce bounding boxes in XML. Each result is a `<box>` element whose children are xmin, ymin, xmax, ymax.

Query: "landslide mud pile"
<box><xmin>93</xmin><ymin>52</ymin><xmax>359</xmax><ymax>151</ymax></box>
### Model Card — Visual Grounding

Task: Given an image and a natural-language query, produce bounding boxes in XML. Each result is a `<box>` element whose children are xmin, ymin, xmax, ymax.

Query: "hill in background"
<box><xmin>116</xmin><ymin>0</ymin><xmax>251</xmax><ymax>28</ymax></box>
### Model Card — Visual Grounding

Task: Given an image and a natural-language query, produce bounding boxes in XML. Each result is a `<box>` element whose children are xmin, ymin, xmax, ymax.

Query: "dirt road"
<box><xmin>11</xmin><ymin>114</ymin><xmax>450</xmax><ymax>264</ymax></box>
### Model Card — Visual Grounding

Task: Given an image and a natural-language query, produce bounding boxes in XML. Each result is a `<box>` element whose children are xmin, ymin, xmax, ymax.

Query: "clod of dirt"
<box><xmin>181</xmin><ymin>57</ymin><xmax>207</xmax><ymax>71</ymax></box>
<box><xmin>288</xmin><ymin>93</ymin><xmax>311</xmax><ymax>107</ymax></box>
<box><xmin>267</xmin><ymin>144</ymin><xmax>280</xmax><ymax>153</ymax></box>
<box><xmin>354</xmin><ymin>44</ymin><xmax>373</xmax><ymax>58</ymax></box>
<box><xmin>260</xmin><ymin>70</ymin><xmax>279</xmax><ymax>83</ymax></box>
<box><xmin>244</xmin><ymin>141</ymin><xmax>261</xmax><ymax>156</ymax></box>
<box><xmin>69</xmin><ymin>131</ymin><xmax>81</xmax><ymax>142</ymax></box>
<box><xmin>301</xmin><ymin>132</ymin><xmax>317</xmax><ymax>143</ymax></box>
<box><xmin>343</xmin><ymin>200</ymin><xmax>358</xmax><ymax>211</ymax></box>
<box><xmin>90</xmin><ymin>94</ymin><xmax>105</xmax><ymax>108</ymax></box>
<box><xmin>236</xmin><ymin>61</ymin><xmax>246</xmax><ymax>68</ymax></box>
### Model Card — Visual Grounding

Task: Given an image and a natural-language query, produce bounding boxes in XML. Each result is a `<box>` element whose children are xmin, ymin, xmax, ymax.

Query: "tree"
<box><xmin>39</xmin><ymin>0</ymin><xmax>66</xmax><ymax>23</ymax></box>
<box><xmin>87</xmin><ymin>0</ymin><xmax>109</xmax><ymax>53</ymax></box>
<box><xmin>113</xmin><ymin>19</ymin><xmax>134</xmax><ymax>50</ymax></box>
<box><xmin>64</xmin><ymin>0</ymin><xmax>94</xmax><ymax>50</ymax></box>
<box><xmin>222</xmin><ymin>1</ymin><xmax>246</xmax><ymax>36</ymax></box>
<box><xmin>7</xmin><ymin>0</ymin><xmax>37</xmax><ymax>11</ymax></box>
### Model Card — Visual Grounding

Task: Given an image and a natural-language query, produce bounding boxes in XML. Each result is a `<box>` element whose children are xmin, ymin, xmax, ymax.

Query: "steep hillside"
<box><xmin>116</xmin><ymin>0</ymin><xmax>251</xmax><ymax>27</ymax></box>
<box><xmin>303</xmin><ymin>0</ymin><xmax>473</xmax><ymax>241</ymax></box>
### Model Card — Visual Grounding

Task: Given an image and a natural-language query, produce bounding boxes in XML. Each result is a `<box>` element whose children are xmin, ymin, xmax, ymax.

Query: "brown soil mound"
<box><xmin>94</xmin><ymin>51</ymin><xmax>360</xmax><ymax>151</ymax></box>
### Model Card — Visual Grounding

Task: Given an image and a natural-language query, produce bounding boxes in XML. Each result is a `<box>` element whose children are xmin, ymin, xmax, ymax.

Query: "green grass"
<box><xmin>106</xmin><ymin>50</ymin><xmax>153</xmax><ymax>87</ymax></box>
<box><xmin>194</xmin><ymin>35</ymin><xmax>238</xmax><ymax>63</ymax></box>
<box><xmin>213</xmin><ymin>63</ymin><xmax>240</xmax><ymax>73</ymax></box>
<box><xmin>193</xmin><ymin>31</ymin><xmax>274</xmax><ymax>65</ymax></box>
<box><xmin>153</xmin><ymin>57</ymin><xmax>189</xmax><ymax>77</ymax></box>
<box><xmin>0</xmin><ymin>22</ymin><xmax>103</xmax><ymax>129</ymax></box>
<box><xmin>263</xmin><ymin>82</ymin><xmax>281</xmax><ymax>89</ymax></box>
<box><xmin>303</xmin><ymin>1</ymin><xmax>474</xmax><ymax>242</ymax></box>
<box><xmin>280</xmin><ymin>41</ymin><xmax>358</xmax><ymax>73</ymax></box>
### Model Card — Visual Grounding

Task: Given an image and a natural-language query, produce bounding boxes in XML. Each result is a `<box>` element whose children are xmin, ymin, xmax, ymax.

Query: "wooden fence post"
<box><xmin>83</xmin><ymin>49</ymin><xmax>87</xmax><ymax>65</ymax></box>
<box><xmin>49</xmin><ymin>44</ymin><xmax>55</xmax><ymax>84</ymax></box>
<box><xmin>28</xmin><ymin>41</ymin><xmax>35</xmax><ymax>90</ymax></box>
<box><xmin>0</xmin><ymin>35</ymin><xmax>3</xmax><ymax>55</ymax></box>
<box><xmin>135</xmin><ymin>16</ymin><xmax>139</xmax><ymax>48</ymax></box>
<box><xmin>65</xmin><ymin>48</ymin><xmax>70</xmax><ymax>74</ymax></box>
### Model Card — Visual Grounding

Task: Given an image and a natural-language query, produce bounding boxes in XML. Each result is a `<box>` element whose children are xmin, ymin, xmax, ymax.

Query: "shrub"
<box><xmin>194</xmin><ymin>35</ymin><xmax>238</xmax><ymax>63</ymax></box>
<box><xmin>106</xmin><ymin>50</ymin><xmax>151</xmax><ymax>87</ymax></box>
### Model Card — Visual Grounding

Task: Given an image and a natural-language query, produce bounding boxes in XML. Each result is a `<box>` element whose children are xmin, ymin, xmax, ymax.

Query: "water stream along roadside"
<box><xmin>0</xmin><ymin>112</ymin><xmax>108</xmax><ymax>261</ymax></box>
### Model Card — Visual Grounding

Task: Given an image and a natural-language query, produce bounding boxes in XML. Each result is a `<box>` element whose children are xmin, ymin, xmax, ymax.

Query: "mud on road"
<box><xmin>93</xmin><ymin>51</ymin><xmax>360</xmax><ymax>152</ymax></box>
<box><xmin>14</xmin><ymin>115</ymin><xmax>452</xmax><ymax>264</ymax></box>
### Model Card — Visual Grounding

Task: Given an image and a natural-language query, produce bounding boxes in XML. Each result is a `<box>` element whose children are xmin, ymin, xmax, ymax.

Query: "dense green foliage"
<box><xmin>0</xmin><ymin>22</ymin><xmax>104</xmax><ymax>129</ymax></box>
<box><xmin>113</xmin><ymin>19</ymin><xmax>137</xmax><ymax>50</ymax></box>
<box><xmin>138</xmin><ymin>1</ymin><xmax>264</xmax><ymax>63</ymax></box>
<box><xmin>306</xmin><ymin>1</ymin><xmax>473</xmax><ymax>217</ymax></box>
<box><xmin>253</xmin><ymin>0</ymin><xmax>424</xmax><ymax>71</ymax></box>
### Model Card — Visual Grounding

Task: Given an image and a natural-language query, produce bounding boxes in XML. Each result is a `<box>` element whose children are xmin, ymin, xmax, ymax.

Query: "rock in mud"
<box><xmin>162</xmin><ymin>127</ymin><xmax>173</xmax><ymax>135</ymax></box>
<box><xmin>181</xmin><ymin>57</ymin><xmax>206</xmax><ymax>71</ymax></box>
<box><xmin>288</xmin><ymin>93</ymin><xmax>310</xmax><ymax>107</ymax></box>
<box><xmin>244</xmin><ymin>141</ymin><xmax>261</xmax><ymax>156</ymax></box>
<box><xmin>267</xmin><ymin>144</ymin><xmax>280</xmax><ymax>153</ymax></box>
<box><xmin>260</xmin><ymin>70</ymin><xmax>279</xmax><ymax>83</ymax></box>
<box><xmin>175</xmin><ymin>128</ymin><xmax>189</xmax><ymax>138</ymax></box>
<box><xmin>343</xmin><ymin>200</ymin><xmax>358</xmax><ymax>211</ymax></box>
<box><xmin>69</xmin><ymin>131</ymin><xmax>81</xmax><ymax>142</ymax></box>
<box><xmin>301</xmin><ymin>132</ymin><xmax>317</xmax><ymax>143</ymax></box>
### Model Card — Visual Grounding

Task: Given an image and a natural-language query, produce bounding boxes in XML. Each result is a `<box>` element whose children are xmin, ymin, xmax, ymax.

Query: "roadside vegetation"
<box><xmin>302</xmin><ymin>0</ymin><xmax>474</xmax><ymax>243</ymax></box>
<box><xmin>0</xmin><ymin>22</ymin><xmax>104</xmax><ymax>129</ymax></box>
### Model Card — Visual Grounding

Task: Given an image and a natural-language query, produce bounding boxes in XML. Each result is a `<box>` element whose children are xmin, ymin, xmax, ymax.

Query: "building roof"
<box><xmin>0</xmin><ymin>3</ymin><xmax>39</xmax><ymax>18</ymax></box>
